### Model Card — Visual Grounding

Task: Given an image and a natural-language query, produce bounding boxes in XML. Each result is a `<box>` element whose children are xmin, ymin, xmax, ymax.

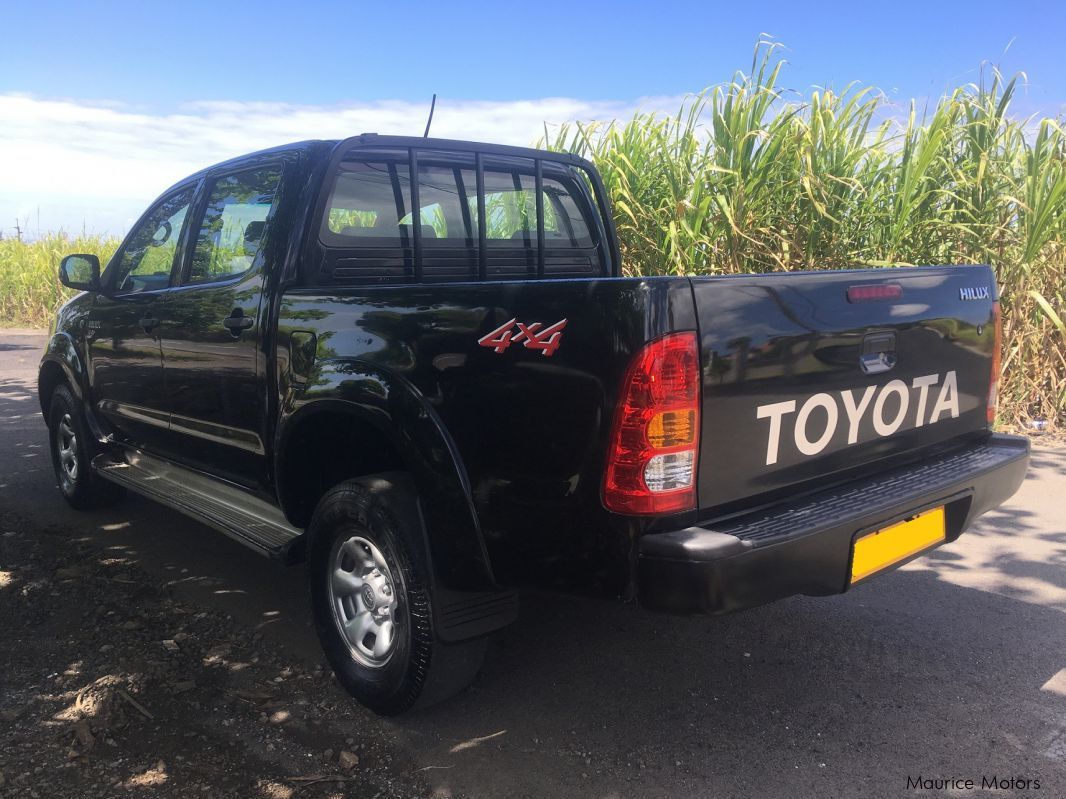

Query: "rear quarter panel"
<box><xmin>277</xmin><ymin>277</ymin><xmax>697</xmax><ymax>595</ymax></box>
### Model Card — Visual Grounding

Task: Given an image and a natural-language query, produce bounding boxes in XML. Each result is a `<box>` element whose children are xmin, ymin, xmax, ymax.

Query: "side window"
<box><xmin>323</xmin><ymin>158</ymin><xmax>412</xmax><ymax>241</ymax></box>
<box><xmin>187</xmin><ymin>167</ymin><xmax>282</xmax><ymax>285</ymax></box>
<box><xmin>324</xmin><ymin>157</ymin><xmax>479</xmax><ymax>245</ymax></box>
<box><xmin>406</xmin><ymin>163</ymin><xmax>478</xmax><ymax>242</ymax></box>
<box><xmin>477</xmin><ymin>158</ymin><xmax>599</xmax><ymax>277</ymax></box>
<box><xmin>107</xmin><ymin>188</ymin><xmax>194</xmax><ymax>294</ymax></box>
<box><xmin>479</xmin><ymin>168</ymin><xmax>537</xmax><ymax>242</ymax></box>
<box><xmin>318</xmin><ymin>150</ymin><xmax>603</xmax><ymax>283</ymax></box>
<box><xmin>541</xmin><ymin>176</ymin><xmax>594</xmax><ymax>246</ymax></box>
<box><xmin>477</xmin><ymin>169</ymin><xmax>593</xmax><ymax>246</ymax></box>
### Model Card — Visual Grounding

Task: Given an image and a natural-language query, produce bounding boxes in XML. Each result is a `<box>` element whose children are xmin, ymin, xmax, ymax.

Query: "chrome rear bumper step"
<box><xmin>92</xmin><ymin>450</ymin><xmax>303</xmax><ymax>559</ymax></box>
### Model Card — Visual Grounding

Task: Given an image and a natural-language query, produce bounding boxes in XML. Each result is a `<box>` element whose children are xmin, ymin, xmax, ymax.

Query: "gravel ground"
<box><xmin>2</xmin><ymin>328</ymin><xmax>1065</xmax><ymax>798</ymax></box>
<box><xmin>0</xmin><ymin>506</ymin><xmax>429</xmax><ymax>799</ymax></box>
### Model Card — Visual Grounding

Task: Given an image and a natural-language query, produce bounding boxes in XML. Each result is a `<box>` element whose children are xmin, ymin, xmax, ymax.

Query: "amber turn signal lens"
<box><xmin>646</xmin><ymin>410</ymin><xmax>696</xmax><ymax>449</ymax></box>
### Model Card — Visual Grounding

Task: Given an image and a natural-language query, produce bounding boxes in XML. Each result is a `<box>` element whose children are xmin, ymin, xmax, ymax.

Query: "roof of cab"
<box><xmin>329</xmin><ymin>133</ymin><xmax>591</xmax><ymax>167</ymax></box>
<box><xmin>152</xmin><ymin>135</ymin><xmax>602</xmax><ymax>242</ymax></box>
<box><xmin>182</xmin><ymin>133</ymin><xmax>592</xmax><ymax>185</ymax></box>
<box><xmin>180</xmin><ymin>139</ymin><xmax>332</xmax><ymax>184</ymax></box>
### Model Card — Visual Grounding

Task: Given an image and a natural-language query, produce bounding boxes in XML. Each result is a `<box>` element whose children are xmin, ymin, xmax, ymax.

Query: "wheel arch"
<box><xmin>275</xmin><ymin>360</ymin><xmax>497</xmax><ymax>594</ymax></box>
<box><xmin>38</xmin><ymin>332</ymin><xmax>87</xmax><ymax>415</ymax></box>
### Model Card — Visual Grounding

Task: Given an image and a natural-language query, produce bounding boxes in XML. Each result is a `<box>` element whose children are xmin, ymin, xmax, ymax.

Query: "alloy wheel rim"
<box><xmin>57</xmin><ymin>413</ymin><xmax>78</xmax><ymax>488</ymax></box>
<box><xmin>328</xmin><ymin>534</ymin><xmax>401</xmax><ymax>668</ymax></box>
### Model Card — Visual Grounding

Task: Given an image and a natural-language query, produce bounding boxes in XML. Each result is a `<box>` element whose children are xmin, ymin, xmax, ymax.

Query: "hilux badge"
<box><xmin>959</xmin><ymin>286</ymin><xmax>991</xmax><ymax>301</ymax></box>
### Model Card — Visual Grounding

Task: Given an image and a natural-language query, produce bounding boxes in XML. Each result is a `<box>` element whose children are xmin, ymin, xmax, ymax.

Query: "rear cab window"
<box><xmin>317</xmin><ymin>146</ymin><xmax>607</xmax><ymax>284</ymax></box>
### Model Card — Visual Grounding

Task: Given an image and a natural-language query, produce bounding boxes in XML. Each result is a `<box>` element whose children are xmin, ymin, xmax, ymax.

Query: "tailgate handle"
<box><xmin>860</xmin><ymin>332</ymin><xmax>897</xmax><ymax>375</ymax></box>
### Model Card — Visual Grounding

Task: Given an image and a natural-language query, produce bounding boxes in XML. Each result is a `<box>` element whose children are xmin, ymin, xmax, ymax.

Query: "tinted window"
<box><xmin>406</xmin><ymin>163</ymin><xmax>478</xmax><ymax>242</ymax></box>
<box><xmin>324</xmin><ymin>159</ymin><xmax>413</xmax><ymax>241</ymax></box>
<box><xmin>324</xmin><ymin>156</ymin><xmax>481</xmax><ymax>247</ymax></box>
<box><xmin>187</xmin><ymin>167</ymin><xmax>282</xmax><ymax>284</ymax></box>
<box><xmin>480</xmin><ymin>166</ymin><xmax>537</xmax><ymax>241</ymax></box>
<box><xmin>108</xmin><ymin>188</ymin><xmax>194</xmax><ymax>294</ymax></box>
<box><xmin>476</xmin><ymin>168</ymin><xmax>593</xmax><ymax>247</ymax></box>
<box><xmin>542</xmin><ymin>175</ymin><xmax>594</xmax><ymax>246</ymax></box>
<box><xmin>318</xmin><ymin>150</ymin><xmax>603</xmax><ymax>283</ymax></box>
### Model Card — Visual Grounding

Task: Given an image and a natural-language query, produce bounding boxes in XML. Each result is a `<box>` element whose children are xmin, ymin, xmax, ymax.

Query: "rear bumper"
<box><xmin>637</xmin><ymin>433</ymin><xmax>1030</xmax><ymax>615</ymax></box>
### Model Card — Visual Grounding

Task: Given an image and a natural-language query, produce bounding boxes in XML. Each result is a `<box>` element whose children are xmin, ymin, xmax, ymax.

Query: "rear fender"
<box><xmin>276</xmin><ymin>359</ymin><xmax>496</xmax><ymax>594</ymax></box>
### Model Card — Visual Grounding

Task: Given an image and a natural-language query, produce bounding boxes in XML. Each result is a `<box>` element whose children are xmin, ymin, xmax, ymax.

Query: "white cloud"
<box><xmin>0</xmin><ymin>93</ymin><xmax>681</xmax><ymax>237</ymax></box>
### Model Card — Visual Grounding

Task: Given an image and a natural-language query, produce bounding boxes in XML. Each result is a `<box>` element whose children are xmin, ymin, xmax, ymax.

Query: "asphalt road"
<box><xmin>2</xmin><ymin>328</ymin><xmax>1064</xmax><ymax>798</ymax></box>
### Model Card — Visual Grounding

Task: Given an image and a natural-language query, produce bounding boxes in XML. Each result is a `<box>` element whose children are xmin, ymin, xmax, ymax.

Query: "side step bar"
<box><xmin>92</xmin><ymin>450</ymin><xmax>303</xmax><ymax>561</ymax></box>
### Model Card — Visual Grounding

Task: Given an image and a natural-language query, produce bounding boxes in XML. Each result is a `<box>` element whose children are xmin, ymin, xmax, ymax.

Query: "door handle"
<box><xmin>222</xmin><ymin>311</ymin><xmax>254</xmax><ymax>336</ymax></box>
<box><xmin>139</xmin><ymin>315</ymin><xmax>159</xmax><ymax>334</ymax></box>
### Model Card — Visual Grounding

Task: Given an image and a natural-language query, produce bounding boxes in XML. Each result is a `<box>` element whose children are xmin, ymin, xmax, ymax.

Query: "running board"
<box><xmin>92</xmin><ymin>450</ymin><xmax>303</xmax><ymax>560</ymax></box>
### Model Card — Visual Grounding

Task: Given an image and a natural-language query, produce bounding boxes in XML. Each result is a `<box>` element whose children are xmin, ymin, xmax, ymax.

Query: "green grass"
<box><xmin>1</xmin><ymin>232</ymin><xmax>119</xmax><ymax>328</ymax></box>
<box><xmin>544</xmin><ymin>42</ymin><xmax>1066</xmax><ymax>432</ymax></box>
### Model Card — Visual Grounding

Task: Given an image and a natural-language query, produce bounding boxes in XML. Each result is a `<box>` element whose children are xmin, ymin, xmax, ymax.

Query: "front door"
<box><xmin>157</xmin><ymin>165</ymin><xmax>284</xmax><ymax>490</ymax></box>
<box><xmin>88</xmin><ymin>186</ymin><xmax>196</xmax><ymax>451</ymax></box>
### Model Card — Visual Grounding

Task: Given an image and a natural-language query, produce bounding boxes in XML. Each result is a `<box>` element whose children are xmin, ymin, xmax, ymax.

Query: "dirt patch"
<box><xmin>0</xmin><ymin>509</ymin><xmax>432</xmax><ymax>798</ymax></box>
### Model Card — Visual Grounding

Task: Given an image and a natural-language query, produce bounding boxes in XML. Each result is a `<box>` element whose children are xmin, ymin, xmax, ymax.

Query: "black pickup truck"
<box><xmin>41</xmin><ymin>135</ymin><xmax>1029</xmax><ymax>714</ymax></box>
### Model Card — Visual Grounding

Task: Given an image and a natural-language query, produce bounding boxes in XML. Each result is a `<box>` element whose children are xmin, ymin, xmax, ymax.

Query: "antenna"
<box><xmin>423</xmin><ymin>93</ymin><xmax>437</xmax><ymax>138</ymax></box>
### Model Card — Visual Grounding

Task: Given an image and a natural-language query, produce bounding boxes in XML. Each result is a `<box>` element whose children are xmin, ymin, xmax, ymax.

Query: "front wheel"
<box><xmin>47</xmin><ymin>384</ymin><xmax>125</xmax><ymax>510</ymax></box>
<box><xmin>307</xmin><ymin>474</ymin><xmax>485</xmax><ymax>715</ymax></box>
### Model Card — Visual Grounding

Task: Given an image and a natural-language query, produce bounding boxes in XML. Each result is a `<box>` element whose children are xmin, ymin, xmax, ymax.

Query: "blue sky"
<box><xmin>2</xmin><ymin>0</ymin><xmax>1064</xmax><ymax>236</ymax></box>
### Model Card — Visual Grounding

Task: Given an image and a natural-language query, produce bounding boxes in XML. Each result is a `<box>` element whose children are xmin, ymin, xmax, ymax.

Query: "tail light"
<box><xmin>846</xmin><ymin>283</ymin><xmax>903</xmax><ymax>303</ymax></box>
<box><xmin>604</xmin><ymin>332</ymin><xmax>700</xmax><ymax>514</ymax></box>
<box><xmin>988</xmin><ymin>300</ymin><xmax>1001</xmax><ymax>425</ymax></box>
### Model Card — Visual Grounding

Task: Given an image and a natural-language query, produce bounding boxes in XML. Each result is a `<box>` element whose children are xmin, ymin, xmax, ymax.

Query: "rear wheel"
<box><xmin>307</xmin><ymin>474</ymin><xmax>485</xmax><ymax>715</ymax></box>
<box><xmin>47</xmin><ymin>384</ymin><xmax>125</xmax><ymax>510</ymax></box>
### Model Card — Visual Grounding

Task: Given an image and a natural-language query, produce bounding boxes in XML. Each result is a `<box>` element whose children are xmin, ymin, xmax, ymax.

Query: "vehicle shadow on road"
<box><xmin>391</xmin><ymin>488</ymin><xmax>1066</xmax><ymax>797</ymax></box>
<box><xmin>5</xmin><ymin>367</ymin><xmax>1064</xmax><ymax>796</ymax></box>
<box><xmin>0</xmin><ymin>378</ymin><xmax>43</xmax><ymax>426</ymax></box>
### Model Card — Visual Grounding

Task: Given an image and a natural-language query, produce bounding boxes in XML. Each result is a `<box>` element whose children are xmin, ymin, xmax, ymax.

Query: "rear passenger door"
<box><xmin>158</xmin><ymin>164</ymin><xmax>284</xmax><ymax>489</ymax></box>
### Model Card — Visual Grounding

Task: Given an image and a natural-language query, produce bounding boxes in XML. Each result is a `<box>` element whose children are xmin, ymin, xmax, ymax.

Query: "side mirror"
<box><xmin>59</xmin><ymin>254</ymin><xmax>101</xmax><ymax>292</ymax></box>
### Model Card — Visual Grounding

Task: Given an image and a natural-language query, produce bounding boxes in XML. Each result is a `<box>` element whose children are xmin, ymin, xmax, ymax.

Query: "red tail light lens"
<box><xmin>988</xmin><ymin>300</ymin><xmax>1001</xmax><ymax>425</ymax></box>
<box><xmin>847</xmin><ymin>284</ymin><xmax>903</xmax><ymax>303</ymax></box>
<box><xmin>604</xmin><ymin>332</ymin><xmax>700</xmax><ymax>514</ymax></box>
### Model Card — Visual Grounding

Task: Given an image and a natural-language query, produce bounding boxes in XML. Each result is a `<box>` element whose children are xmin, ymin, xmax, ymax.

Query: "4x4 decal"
<box><xmin>478</xmin><ymin>318</ymin><xmax>568</xmax><ymax>357</ymax></box>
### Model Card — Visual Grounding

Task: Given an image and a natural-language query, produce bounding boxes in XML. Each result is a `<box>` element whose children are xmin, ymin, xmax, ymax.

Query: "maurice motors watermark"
<box><xmin>907</xmin><ymin>775</ymin><xmax>1042</xmax><ymax>791</ymax></box>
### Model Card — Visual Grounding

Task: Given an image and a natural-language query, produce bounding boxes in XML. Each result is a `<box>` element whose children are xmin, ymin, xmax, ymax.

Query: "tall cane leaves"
<box><xmin>543</xmin><ymin>41</ymin><xmax>1066</xmax><ymax>430</ymax></box>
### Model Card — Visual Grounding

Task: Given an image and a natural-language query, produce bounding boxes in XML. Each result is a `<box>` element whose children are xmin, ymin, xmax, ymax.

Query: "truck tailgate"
<box><xmin>692</xmin><ymin>265</ymin><xmax>998</xmax><ymax>513</ymax></box>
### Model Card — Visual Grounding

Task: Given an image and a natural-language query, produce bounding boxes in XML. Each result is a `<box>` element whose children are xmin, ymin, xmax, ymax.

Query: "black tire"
<box><xmin>307</xmin><ymin>473</ymin><xmax>485</xmax><ymax>716</ymax></box>
<box><xmin>47</xmin><ymin>384</ymin><xmax>125</xmax><ymax>510</ymax></box>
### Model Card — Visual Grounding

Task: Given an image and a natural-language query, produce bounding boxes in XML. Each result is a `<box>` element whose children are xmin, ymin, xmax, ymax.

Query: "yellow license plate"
<box><xmin>850</xmin><ymin>506</ymin><xmax>946</xmax><ymax>584</ymax></box>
